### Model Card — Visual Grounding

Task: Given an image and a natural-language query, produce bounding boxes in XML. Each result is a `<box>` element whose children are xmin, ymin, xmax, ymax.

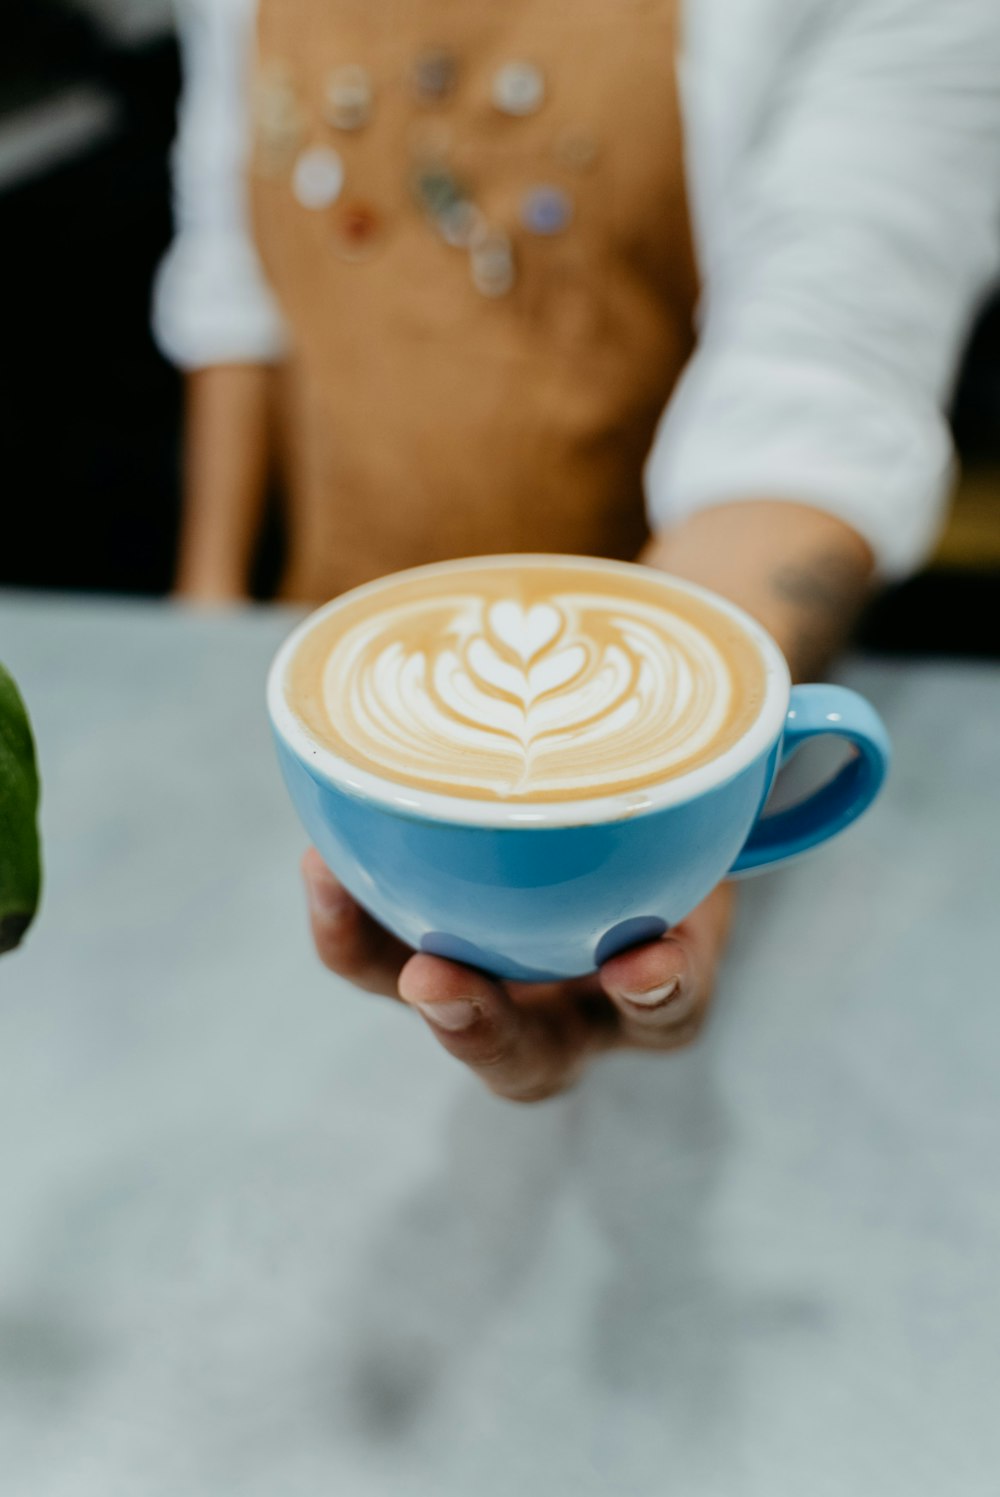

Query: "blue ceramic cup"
<box><xmin>268</xmin><ymin>567</ymin><xmax>890</xmax><ymax>982</ymax></box>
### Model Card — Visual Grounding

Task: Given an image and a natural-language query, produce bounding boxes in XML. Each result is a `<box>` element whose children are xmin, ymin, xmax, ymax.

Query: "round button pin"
<box><xmin>412</xmin><ymin>166</ymin><xmax>465</xmax><ymax>218</ymax></box>
<box><xmin>292</xmin><ymin>146</ymin><xmax>345</xmax><ymax>210</ymax></box>
<box><xmin>438</xmin><ymin>198</ymin><xmax>487</xmax><ymax>249</ymax></box>
<box><xmin>411</xmin><ymin>48</ymin><xmax>458</xmax><ymax>104</ymax></box>
<box><xmin>471</xmin><ymin>231</ymin><xmax>516</xmax><ymax>297</ymax></box>
<box><xmin>324</xmin><ymin>65</ymin><xmax>373</xmax><ymax>131</ymax></box>
<box><xmin>492</xmin><ymin>61</ymin><xmax>545</xmax><ymax>117</ymax></box>
<box><xmin>256</xmin><ymin>78</ymin><xmax>299</xmax><ymax>133</ymax></box>
<box><xmin>332</xmin><ymin>200</ymin><xmax>384</xmax><ymax>261</ymax></box>
<box><xmin>253</xmin><ymin>67</ymin><xmax>302</xmax><ymax>171</ymax></box>
<box><xmin>521</xmin><ymin>185</ymin><xmax>573</xmax><ymax>236</ymax></box>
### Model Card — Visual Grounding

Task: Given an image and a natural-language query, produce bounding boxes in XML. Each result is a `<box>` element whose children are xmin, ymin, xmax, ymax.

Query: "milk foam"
<box><xmin>287</xmin><ymin>562</ymin><xmax>765</xmax><ymax>803</ymax></box>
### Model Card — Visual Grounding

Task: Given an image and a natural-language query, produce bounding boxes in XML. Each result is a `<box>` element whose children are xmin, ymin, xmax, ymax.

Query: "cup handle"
<box><xmin>728</xmin><ymin>684</ymin><xmax>891</xmax><ymax>876</ymax></box>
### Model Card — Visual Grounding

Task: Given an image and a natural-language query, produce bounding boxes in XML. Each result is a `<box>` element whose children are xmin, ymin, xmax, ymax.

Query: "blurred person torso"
<box><xmin>157</xmin><ymin>0</ymin><xmax>1000</xmax><ymax>600</ymax></box>
<box><xmin>254</xmin><ymin>0</ymin><xmax>695</xmax><ymax>599</ymax></box>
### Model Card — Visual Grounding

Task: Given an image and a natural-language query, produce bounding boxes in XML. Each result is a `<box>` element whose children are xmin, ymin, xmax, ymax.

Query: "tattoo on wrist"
<box><xmin>769</xmin><ymin>550</ymin><xmax>869</xmax><ymax>678</ymax></box>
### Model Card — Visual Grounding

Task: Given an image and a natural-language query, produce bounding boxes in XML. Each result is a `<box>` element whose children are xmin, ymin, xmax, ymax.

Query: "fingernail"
<box><xmin>415</xmin><ymin>1000</ymin><xmax>480</xmax><ymax>1032</ymax></box>
<box><xmin>619</xmin><ymin>976</ymin><xmax>682</xmax><ymax>1010</ymax></box>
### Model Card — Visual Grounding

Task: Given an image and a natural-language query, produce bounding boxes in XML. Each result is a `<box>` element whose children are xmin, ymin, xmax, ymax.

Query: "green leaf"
<box><xmin>0</xmin><ymin>662</ymin><xmax>42</xmax><ymax>955</ymax></box>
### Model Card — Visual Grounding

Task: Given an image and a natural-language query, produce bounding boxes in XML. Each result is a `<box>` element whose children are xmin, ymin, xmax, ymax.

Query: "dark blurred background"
<box><xmin>3</xmin><ymin>0</ymin><xmax>1000</xmax><ymax>652</ymax></box>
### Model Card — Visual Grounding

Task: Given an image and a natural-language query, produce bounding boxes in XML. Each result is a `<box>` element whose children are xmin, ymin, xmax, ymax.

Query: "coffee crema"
<box><xmin>286</xmin><ymin>558</ymin><xmax>768</xmax><ymax>803</ymax></box>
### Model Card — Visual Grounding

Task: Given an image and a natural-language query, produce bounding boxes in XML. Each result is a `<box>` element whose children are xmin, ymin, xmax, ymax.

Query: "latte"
<box><xmin>285</xmin><ymin>556</ymin><xmax>768</xmax><ymax>804</ymax></box>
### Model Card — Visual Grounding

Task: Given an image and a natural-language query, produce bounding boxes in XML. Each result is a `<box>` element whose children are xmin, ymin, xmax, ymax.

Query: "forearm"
<box><xmin>175</xmin><ymin>364</ymin><xmax>274</xmax><ymax>602</ymax></box>
<box><xmin>641</xmin><ymin>501</ymin><xmax>874</xmax><ymax>683</ymax></box>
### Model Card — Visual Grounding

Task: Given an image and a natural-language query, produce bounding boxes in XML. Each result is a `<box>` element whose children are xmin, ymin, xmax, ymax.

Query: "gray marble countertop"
<box><xmin>1</xmin><ymin>592</ymin><xmax>998</xmax><ymax>1497</ymax></box>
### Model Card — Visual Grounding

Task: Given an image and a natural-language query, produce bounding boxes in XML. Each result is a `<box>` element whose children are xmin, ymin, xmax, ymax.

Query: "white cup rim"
<box><xmin>267</xmin><ymin>556</ymin><xmax>792</xmax><ymax>828</ymax></box>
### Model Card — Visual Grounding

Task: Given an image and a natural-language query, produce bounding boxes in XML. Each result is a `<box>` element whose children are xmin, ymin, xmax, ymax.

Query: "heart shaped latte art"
<box><xmin>315</xmin><ymin>585</ymin><xmax>743</xmax><ymax>801</ymax></box>
<box><xmin>487</xmin><ymin>601</ymin><xmax>562</xmax><ymax>661</ymax></box>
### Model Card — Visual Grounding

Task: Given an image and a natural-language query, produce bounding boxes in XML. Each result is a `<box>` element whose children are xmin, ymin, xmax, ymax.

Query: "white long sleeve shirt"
<box><xmin>153</xmin><ymin>0</ymin><xmax>1000</xmax><ymax>578</ymax></box>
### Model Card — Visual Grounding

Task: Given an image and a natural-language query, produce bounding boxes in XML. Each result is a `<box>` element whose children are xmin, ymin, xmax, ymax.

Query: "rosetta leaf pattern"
<box><xmin>327</xmin><ymin>590</ymin><xmax>734</xmax><ymax>800</ymax></box>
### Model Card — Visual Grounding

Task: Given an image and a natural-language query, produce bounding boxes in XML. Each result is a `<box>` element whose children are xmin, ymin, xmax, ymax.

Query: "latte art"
<box><xmin>287</xmin><ymin>559</ymin><xmax>768</xmax><ymax>803</ymax></box>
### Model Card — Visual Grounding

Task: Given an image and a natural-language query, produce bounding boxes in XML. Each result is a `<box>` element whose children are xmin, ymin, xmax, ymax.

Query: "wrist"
<box><xmin>640</xmin><ymin>501</ymin><xmax>873</xmax><ymax>682</ymax></box>
<box><xmin>173</xmin><ymin>563</ymin><xmax>248</xmax><ymax>605</ymax></box>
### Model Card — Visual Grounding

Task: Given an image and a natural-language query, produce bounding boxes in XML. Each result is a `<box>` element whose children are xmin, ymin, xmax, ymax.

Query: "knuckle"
<box><xmin>465</xmin><ymin>1035</ymin><xmax>515</xmax><ymax>1069</ymax></box>
<box><xmin>659</xmin><ymin>1015</ymin><xmax>708</xmax><ymax>1051</ymax></box>
<box><xmin>623</xmin><ymin>1001</ymin><xmax>709</xmax><ymax>1051</ymax></box>
<box><xmin>310</xmin><ymin>907</ymin><xmax>350</xmax><ymax>961</ymax></box>
<box><xmin>488</xmin><ymin>1055</ymin><xmax>584</xmax><ymax>1105</ymax></box>
<box><xmin>491</xmin><ymin>1076</ymin><xmax>566</xmax><ymax>1105</ymax></box>
<box><xmin>315</xmin><ymin>939</ymin><xmax>350</xmax><ymax>976</ymax></box>
<box><xmin>316</xmin><ymin>933</ymin><xmax>359</xmax><ymax>979</ymax></box>
<box><xmin>314</xmin><ymin>929</ymin><xmax>398</xmax><ymax>996</ymax></box>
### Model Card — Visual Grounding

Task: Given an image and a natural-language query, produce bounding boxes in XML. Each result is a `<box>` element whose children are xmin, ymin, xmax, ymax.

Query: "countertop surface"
<box><xmin>1</xmin><ymin>592</ymin><xmax>998</xmax><ymax>1497</ymax></box>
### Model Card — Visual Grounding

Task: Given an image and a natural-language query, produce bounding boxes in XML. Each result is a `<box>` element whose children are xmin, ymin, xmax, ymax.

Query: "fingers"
<box><xmin>398</xmin><ymin>954</ymin><xmax>604</xmax><ymax>1104</ymax></box>
<box><xmin>599</xmin><ymin>936</ymin><xmax>701</xmax><ymax>1047</ymax></box>
<box><xmin>301</xmin><ymin>842</ymin><xmax>736</xmax><ymax>1089</ymax></box>
<box><xmin>598</xmin><ymin>884</ymin><xmax>735</xmax><ymax>1051</ymax></box>
<box><xmin>301</xmin><ymin>848</ymin><xmax>412</xmax><ymax>997</ymax></box>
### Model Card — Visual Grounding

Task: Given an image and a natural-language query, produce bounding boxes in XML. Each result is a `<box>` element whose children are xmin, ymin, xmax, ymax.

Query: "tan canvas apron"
<box><xmin>250</xmin><ymin>0</ymin><xmax>697</xmax><ymax>602</ymax></box>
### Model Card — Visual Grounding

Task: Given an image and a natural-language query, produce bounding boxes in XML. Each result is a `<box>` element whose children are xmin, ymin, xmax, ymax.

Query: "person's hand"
<box><xmin>301</xmin><ymin>848</ymin><xmax>735</xmax><ymax>1103</ymax></box>
<box><xmin>170</xmin><ymin>577</ymin><xmax>249</xmax><ymax>608</ymax></box>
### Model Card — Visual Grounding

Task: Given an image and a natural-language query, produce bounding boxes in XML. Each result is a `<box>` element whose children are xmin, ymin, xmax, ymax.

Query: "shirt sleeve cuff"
<box><xmin>151</xmin><ymin>232</ymin><xmax>288</xmax><ymax>370</ymax></box>
<box><xmin>644</xmin><ymin>352</ymin><xmax>953</xmax><ymax>580</ymax></box>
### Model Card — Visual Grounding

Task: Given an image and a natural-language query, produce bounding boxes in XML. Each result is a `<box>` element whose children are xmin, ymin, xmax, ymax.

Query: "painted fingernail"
<box><xmin>619</xmin><ymin>976</ymin><xmax>681</xmax><ymax>1010</ymax></box>
<box><xmin>415</xmin><ymin>1000</ymin><xmax>480</xmax><ymax>1032</ymax></box>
